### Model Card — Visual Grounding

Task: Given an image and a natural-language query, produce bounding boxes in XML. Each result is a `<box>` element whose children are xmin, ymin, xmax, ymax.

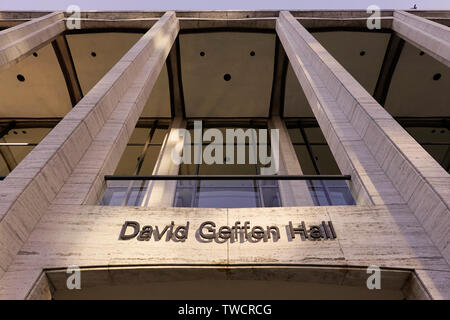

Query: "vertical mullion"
<box><xmin>298</xmin><ymin>121</ymin><xmax>321</xmax><ymax>175</ymax></box>
<box><xmin>192</xmin><ymin>121</ymin><xmax>202</xmax><ymax>207</ymax></box>
<box><xmin>135</xmin><ymin>120</ymin><xmax>158</xmax><ymax>175</ymax></box>
<box><xmin>250</xmin><ymin>121</ymin><xmax>264</xmax><ymax>207</ymax></box>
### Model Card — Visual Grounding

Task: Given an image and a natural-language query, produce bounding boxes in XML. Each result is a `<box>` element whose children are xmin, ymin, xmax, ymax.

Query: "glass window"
<box><xmin>174</xmin><ymin>121</ymin><xmax>281</xmax><ymax>207</ymax></box>
<box><xmin>285</xmin><ymin>120</ymin><xmax>342</xmax><ymax>175</ymax></box>
<box><xmin>114</xmin><ymin>123</ymin><xmax>169</xmax><ymax>176</ymax></box>
<box><xmin>100</xmin><ymin>118</ymin><xmax>355</xmax><ymax>207</ymax></box>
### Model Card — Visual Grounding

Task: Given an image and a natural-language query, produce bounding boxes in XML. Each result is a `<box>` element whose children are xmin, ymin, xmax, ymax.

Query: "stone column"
<box><xmin>52</xmin><ymin>11</ymin><xmax>180</xmax><ymax>206</ymax></box>
<box><xmin>0</xmin><ymin>12</ymin><xmax>65</xmax><ymax>70</ymax></box>
<box><xmin>0</xmin><ymin>11</ymin><xmax>179</xmax><ymax>278</ymax></box>
<box><xmin>268</xmin><ymin>116</ymin><xmax>315</xmax><ymax>206</ymax></box>
<box><xmin>276</xmin><ymin>10</ymin><xmax>450</xmax><ymax>268</ymax></box>
<box><xmin>143</xmin><ymin>117</ymin><xmax>186</xmax><ymax>207</ymax></box>
<box><xmin>392</xmin><ymin>10</ymin><xmax>450</xmax><ymax>67</ymax></box>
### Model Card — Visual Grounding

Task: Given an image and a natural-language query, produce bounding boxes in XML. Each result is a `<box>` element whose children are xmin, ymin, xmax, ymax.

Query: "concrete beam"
<box><xmin>52</xmin><ymin>34</ymin><xmax>83</xmax><ymax>106</ymax></box>
<box><xmin>0</xmin><ymin>12</ymin><xmax>65</xmax><ymax>71</ymax></box>
<box><xmin>0</xmin><ymin>117</ymin><xmax>172</xmax><ymax>129</ymax></box>
<box><xmin>0</xmin><ymin>120</ymin><xmax>17</xmax><ymax>181</ymax></box>
<box><xmin>59</xmin><ymin>17</ymin><xmax>386</xmax><ymax>32</ymax></box>
<box><xmin>269</xmin><ymin>37</ymin><xmax>288</xmax><ymax>117</ymax></box>
<box><xmin>393</xmin><ymin>10</ymin><xmax>450</xmax><ymax>67</ymax></box>
<box><xmin>62</xmin><ymin>17</ymin><xmax>388</xmax><ymax>32</ymax></box>
<box><xmin>373</xmin><ymin>33</ymin><xmax>405</xmax><ymax>105</ymax></box>
<box><xmin>0</xmin><ymin>145</ymin><xmax>17</xmax><ymax>173</ymax></box>
<box><xmin>277</xmin><ymin>11</ymin><xmax>450</xmax><ymax>267</ymax></box>
<box><xmin>1</xmin><ymin>10</ymin><xmax>450</xmax><ymax>31</ymax></box>
<box><xmin>166</xmin><ymin>38</ymin><xmax>185</xmax><ymax>118</ymax></box>
<box><xmin>406</xmin><ymin>10</ymin><xmax>450</xmax><ymax>27</ymax></box>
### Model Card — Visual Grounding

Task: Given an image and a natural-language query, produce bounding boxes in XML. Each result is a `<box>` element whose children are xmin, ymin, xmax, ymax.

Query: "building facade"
<box><xmin>0</xmin><ymin>9</ymin><xmax>449</xmax><ymax>299</ymax></box>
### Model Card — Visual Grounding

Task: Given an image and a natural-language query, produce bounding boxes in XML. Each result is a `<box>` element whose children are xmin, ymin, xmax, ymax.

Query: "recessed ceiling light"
<box><xmin>433</xmin><ymin>73</ymin><xmax>441</xmax><ymax>81</ymax></box>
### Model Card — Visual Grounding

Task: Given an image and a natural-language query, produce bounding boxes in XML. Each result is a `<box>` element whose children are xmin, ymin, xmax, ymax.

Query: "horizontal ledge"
<box><xmin>1</xmin><ymin>10</ymin><xmax>449</xmax><ymax>20</ymax></box>
<box><xmin>104</xmin><ymin>175</ymin><xmax>352</xmax><ymax>181</ymax></box>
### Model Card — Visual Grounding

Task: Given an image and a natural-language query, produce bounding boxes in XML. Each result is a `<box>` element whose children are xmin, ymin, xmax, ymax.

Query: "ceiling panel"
<box><xmin>67</xmin><ymin>32</ymin><xmax>143</xmax><ymax>94</ymax></box>
<box><xmin>67</xmin><ymin>32</ymin><xmax>171</xmax><ymax>117</ymax></box>
<box><xmin>2</xmin><ymin>127</ymin><xmax>52</xmax><ymax>144</ymax></box>
<box><xmin>0</xmin><ymin>43</ymin><xmax>72</xmax><ymax>117</ymax></box>
<box><xmin>180</xmin><ymin>32</ymin><xmax>275</xmax><ymax>118</ymax></box>
<box><xmin>284</xmin><ymin>31</ymin><xmax>389</xmax><ymax>118</ymax></box>
<box><xmin>385</xmin><ymin>41</ymin><xmax>450</xmax><ymax>117</ymax></box>
<box><xmin>312</xmin><ymin>31</ymin><xmax>390</xmax><ymax>95</ymax></box>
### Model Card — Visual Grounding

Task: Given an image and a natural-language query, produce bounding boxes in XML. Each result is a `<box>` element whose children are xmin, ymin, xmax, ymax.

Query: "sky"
<box><xmin>1</xmin><ymin>0</ymin><xmax>449</xmax><ymax>10</ymax></box>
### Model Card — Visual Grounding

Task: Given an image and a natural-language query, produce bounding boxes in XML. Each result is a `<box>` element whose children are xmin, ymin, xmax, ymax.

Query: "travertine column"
<box><xmin>52</xmin><ymin>11</ymin><xmax>180</xmax><ymax>206</ymax></box>
<box><xmin>276</xmin><ymin>11</ymin><xmax>450</xmax><ymax>266</ymax></box>
<box><xmin>0</xmin><ymin>12</ymin><xmax>65</xmax><ymax>70</ymax></box>
<box><xmin>0</xmin><ymin>11</ymin><xmax>179</xmax><ymax>278</ymax></box>
<box><xmin>393</xmin><ymin>10</ymin><xmax>450</xmax><ymax>67</ymax></box>
<box><xmin>144</xmin><ymin>117</ymin><xmax>186</xmax><ymax>207</ymax></box>
<box><xmin>268</xmin><ymin>116</ymin><xmax>314</xmax><ymax>206</ymax></box>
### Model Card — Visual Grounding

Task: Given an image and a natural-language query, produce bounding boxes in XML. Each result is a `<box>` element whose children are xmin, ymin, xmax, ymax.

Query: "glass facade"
<box><xmin>100</xmin><ymin>118</ymin><xmax>355</xmax><ymax>207</ymax></box>
<box><xmin>113</xmin><ymin>120</ymin><xmax>169</xmax><ymax>176</ymax></box>
<box><xmin>101</xmin><ymin>178</ymin><xmax>354</xmax><ymax>207</ymax></box>
<box><xmin>285</xmin><ymin>119</ymin><xmax>342</xmax><ymax>175</ymax></box>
